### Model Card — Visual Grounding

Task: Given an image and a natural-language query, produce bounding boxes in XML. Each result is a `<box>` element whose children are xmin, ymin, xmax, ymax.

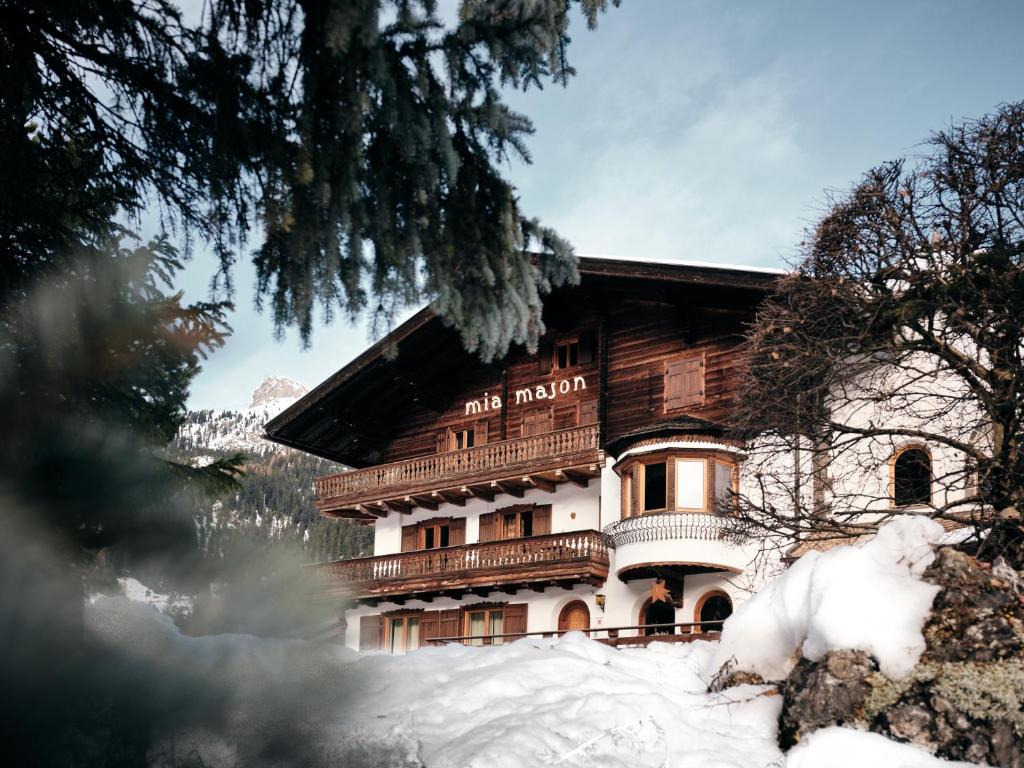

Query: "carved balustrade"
<box><xmin>315</xmin><ymin>424</ymin><xmax>602</xmax><ymax>510</ymax></box>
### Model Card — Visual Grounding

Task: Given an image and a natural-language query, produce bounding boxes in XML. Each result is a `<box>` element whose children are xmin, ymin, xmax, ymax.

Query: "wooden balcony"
<box><xmin>315</xmin><ymin>424</ymin><xmax>604</xmax><ymax>519</ymax></box>
<box><xmin>313</xmin><ymin>530</ymin><xmax>609</xmax><ymax>603</ymax></box>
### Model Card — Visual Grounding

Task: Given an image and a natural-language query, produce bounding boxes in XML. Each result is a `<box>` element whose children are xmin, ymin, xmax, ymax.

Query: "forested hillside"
<box><xmin>176</xmin><ymin>379</ymin><xmax>372</xmax><ymax>565</ymax></box>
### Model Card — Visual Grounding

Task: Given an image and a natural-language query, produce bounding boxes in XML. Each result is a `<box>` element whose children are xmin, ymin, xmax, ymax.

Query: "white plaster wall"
<box><xmin>370</xmin><ymin>482</ymin><xmax>601</xmax><ymax>556</ymax></box>
<box><xmin>612</xmin><ymin>537</ymin><xmax>756</xmax><ymax>578</ymax></box>
<box><xmin>599</xmin><ymin>457</ymin><xmax>621</xmax><ymax>529</ymax></box>
<box><xmin>342</xmin><ymin>583</ymin><xmax>602</xmax><ymax>650</ymax></box>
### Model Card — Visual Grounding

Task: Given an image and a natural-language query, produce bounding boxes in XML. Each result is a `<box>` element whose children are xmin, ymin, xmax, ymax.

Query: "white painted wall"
<box><xmin>371</xmin><ymin>482</ymin><xmax>602</xmax><ymax>556</ymax></box>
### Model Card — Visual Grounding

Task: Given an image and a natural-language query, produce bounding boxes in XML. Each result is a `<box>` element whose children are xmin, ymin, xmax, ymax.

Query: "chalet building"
<box><xmin>266</xmin><ymin>256</ymin><xmax>783</xmax><ymax>651</ymax></box>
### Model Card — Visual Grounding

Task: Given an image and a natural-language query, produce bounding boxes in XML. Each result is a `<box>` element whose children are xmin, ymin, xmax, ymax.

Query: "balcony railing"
<box><xmin>315</xmin><ymin>424</ymin><xmax>602</xmax><ymax>515</ymax></box>
<box><xmin>602</xmin><ymin>512</ymin><xmax>742</xmax><ymax>548</ymax></box>
<box><xmin>315</xmin><ymin>530</ymin><xmax>609</xmax><ymax>601</ymax></box>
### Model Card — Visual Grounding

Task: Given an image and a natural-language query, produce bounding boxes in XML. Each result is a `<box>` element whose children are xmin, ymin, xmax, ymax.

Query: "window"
<box><xmin>452</xmin><ymin>428</ymin><xmax>474</xmax><ymax>450</ymax></box>
<box><xmin>664</xmin><ymin>354</ymin><xmax>705</xmax><ymax>411</ymax></box>
<box><xmin>502</xmin><ymin>509</ymin><xmax>533</xmax><ymax>538</ymax></box>
<box><xmin>387</xmin><ymin>615</ymin><xmax>421</xmax><ymax>654</ymax></box>
<box><xmin>696</xmin><ymin>592</ymin><xmax>732</xmax><ymax>633</ymax></box>
<box><xmin>421</xmin><ymin>521</ymin><xmax>450</xmax><ymax>549</ymax></box>
<box><xmin>479</xmin><ymin>505</ymin><xmax>551</xmax><ymax>541</ymax></box>
<box><xmin>465</xmin><ymin>608</ymin><xmax>504</xmax><ymax>645</ymax></box>
<box><xmin>640</xmin><ymin>598</ymin><xmax>675</xmax><ymax>636</ymax></box>
<box><xmin>675</xmin><ymin>458</ymin><xmax>707</xmax><ymax>511</ymax></box>
<box><xmin>714</xmin><ymin>460</ymin><xmax>736</xmax><ymax>513</ymax></box>
<box><xmin>401</xmin><ymin>518</ymin><xmax>466</xmax><ymax>552</ymax></box>
<box><xmin>620</xmin><ymin>452</ymin><xmax>738</xmax><ymax>518</ymax></box>
<box><xmin>642</xmin><ymin>462</ymin><xmax>667</xmax><ymax>511</ymax></box>
<box><xmin>437</xmin><ymin>421</ymin><xmax>488</xmax><ymax>453</ymax></box>
<box><xmin>555</xmin><ymin>340</ymin><xmax>580</xmax><ymax>370</ymax></box>
<box><xmin>892</xmin><ymin>447</ymin><xmax>932</xmax><ymax>506</ymax></box>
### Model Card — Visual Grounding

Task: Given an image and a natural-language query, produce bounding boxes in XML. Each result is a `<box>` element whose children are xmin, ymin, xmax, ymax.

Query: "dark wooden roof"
<box><xmin>264</xmin><ymin>257</ymin><xmax>780</xmax><ymax>466</ymax></box>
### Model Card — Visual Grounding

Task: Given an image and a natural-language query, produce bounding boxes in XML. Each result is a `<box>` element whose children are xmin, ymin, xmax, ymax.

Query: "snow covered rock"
<box><xmin>777</xmin><ymin>546</ymin><xmax>1024</xmax><ymax>767</ymax></box>
<box><xmin>709</xmin><ymin>517</ymin><xmax>946</xmax><ymax>683</ymax></box>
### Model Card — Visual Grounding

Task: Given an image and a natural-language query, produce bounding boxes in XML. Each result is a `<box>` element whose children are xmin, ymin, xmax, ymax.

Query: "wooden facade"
<box><xmin>266</xmin><ymin>257</ymin><xmax>777</xmax><ymax>648</ymax></box>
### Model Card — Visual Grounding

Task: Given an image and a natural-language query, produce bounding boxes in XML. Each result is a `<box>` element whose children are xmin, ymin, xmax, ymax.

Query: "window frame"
<box><xmin>449</xmin><ymin>427</ymin><xmax>475</xmax><ymax>451</ymax></box>
<box><xmin>386</xmin><ymin>613</ymin><xmax>423</xmax><ymax>654</ymax></box>
<box><xmin>890</xmin><ymin>445</ymin><xmax>933</xmax><ymax>508</ymax></box>
<box><xmin>618</xmin><ymin>450</ymin><xmax>739</xmax><ymax>518</ymax></box>
<box><xmin>640</xmin><ymin>459</ymin><xmax>669</xmax><ymax>513</ymax></box>
<box><xmin>674</xmin><ymin>457</ymin><xmax>709</xmax><ymax>512</ymax></box>
<box><xmin>464</xmin><ymin>606</ymin><xmax>506</xmax><ymax>645</ymax></box>
<box><xmin>419</xmin><ymin>519</ymin><xmax>451</xmax><ymax>550</ymax></box>
<box><xmin>553</xmin><ymin>337</ymin><xmax>581</xmax><ymax>371</ymax></box>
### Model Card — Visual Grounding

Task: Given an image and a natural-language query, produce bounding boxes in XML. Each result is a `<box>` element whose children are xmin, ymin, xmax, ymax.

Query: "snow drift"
<box><xmin>90</xmin><ymin>518</ymin><xmax>979</xmax><ymax>767</ymax></box>
<box><xmin>710</xmin><ymin>517</ymin><xmax>945</xmax><ymax>681</ymax></box>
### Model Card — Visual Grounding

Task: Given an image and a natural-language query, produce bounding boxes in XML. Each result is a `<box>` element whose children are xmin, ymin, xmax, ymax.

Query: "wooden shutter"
<box><xmin>504</xmin><ymin>603</ymin><xmax>528</xmax><ymax>640</ymax></box>
<box><xmin>438</xmin><ymin>609</ymin><xmax>461</xmax><ymax>640</ymax></box>
<box><xmin>420</xmin><ymin>610</ymin><xmax>441</xmax><ymax>643</ymax></box>
<box><xmin>449</xmin><ymin>517</ymin><xmax>466</xmax><ymax>546</ymax></box>
<box><xmin>523</xmin><ymin>408</ymin><xmax>552</xmax><ymax>436</ymax></box>
<box><xmin>474</xmin><ymin>420</ymin><xmax>488</xmax><ymax>446</ymax></box>
<box><xmin>664</xmin><ymin>359</ymin><xmax>686</xmax><ymax>411</ymax></box>
<box><xmin>683</xmin><ymin>355</ymin><xmax>705</xmax><ymax>407</ymax></box>
<box><xmin>359</xmin><ymin>615</ymin><xmax>383</xmax><ymax>650</ymax></box>
<box><xmin>580</xmin><ymin>400</ymin><xmax>599</xmax><ymax>425</ymax></box>
<box><xmin>532</xmin><ymin>505</ymin><xmax>552</xmax><ymax>535</ymax></box>
<box><xmin>478</xmin><ymin>512</ymin><xmax>497</xmax><ymax>543</ymax></box>
<box><xmin>436</xmin><ymin>429</ymin><xmax>450</xmax><ymax>453</ymax></box>
<box><xmin>401</xmin><ymin>524</ymin><xmax>418</xmax><ymax>552</ymax></box>
<box><xmin>537</xmin><ymin>340</ymin><xmax>553</xmax><ymax>373</ymax></box>
<box><xmin>578</xmin><ymin>331</ymin><xmax>595</xmax><ymax>364</ymax></box>
<box><xmin>553</xmin><ymin>404</ymin><xmax>578</xmax><ymax>431</ymax></box>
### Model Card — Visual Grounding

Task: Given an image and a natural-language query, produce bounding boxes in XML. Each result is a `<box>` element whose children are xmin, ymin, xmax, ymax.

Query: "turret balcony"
<box><xmin>312</xmin><ymin>530</ymin><xmax>609</xmax><ymax>604</ymax></box>
<box><xmin>603</xmin><ymin>513</ymin><xmax>751</xmax><ymax>579</ymax></box>
<box><xmin>314</xmin><ymin>425</ymin><xmax>603</xmax><ymax>519</ymax></box>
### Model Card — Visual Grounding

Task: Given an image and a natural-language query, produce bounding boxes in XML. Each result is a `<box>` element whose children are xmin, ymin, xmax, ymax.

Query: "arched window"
<box><xmin>695</xmin><ymin>591</ymin><xmax>732</xmax><ymax>633</ymax></box>
<box><xmin>639</xmin><ymin>597</ymin><xmax>675</xmax><ymax>635</ymax></box>
<box><xmin>892</xmin><ymin>447</ymin><xmax>932</xmax><ymax>506</ymax></box>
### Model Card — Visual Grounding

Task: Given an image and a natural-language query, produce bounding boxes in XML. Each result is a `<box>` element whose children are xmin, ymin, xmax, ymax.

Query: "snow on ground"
<box><xmin>117</xmin><ymin>576</ymin><xmax>194</xmax><ymax>617</ymax></box>
<box><xmin>710</xmin><ymin>517</ymin><xmax>945</xmax><ymax>682</ymax></box>
<box><xmin>785</xmin><ymin>727</ymin><xmax>981</xmax><ymax>768</ymax></box>
<box><xmin>85</xmin><ymin>519</ymin><xmax>983</xmax><ymax>767</ymax></box>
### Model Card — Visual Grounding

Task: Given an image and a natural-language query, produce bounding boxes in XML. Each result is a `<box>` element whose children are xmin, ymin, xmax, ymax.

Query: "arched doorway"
<box><xmin>558</xmin><ymin>601</ymin><xmax>591</xmax><ymax>634</ymax></box>
<box><xmin>892</xmin><ymin>446</ymin><xmax>932</xmax><ymax>506</ymax></box>
<box><xmin>695</xmin><ymin>591</ymin><xmax>732</xmax><ymax>633</ymax></box>
<box><xmin>639</xmin><ymin>597</ymin><xmax>675</xmax><ymax>635</ymax></box>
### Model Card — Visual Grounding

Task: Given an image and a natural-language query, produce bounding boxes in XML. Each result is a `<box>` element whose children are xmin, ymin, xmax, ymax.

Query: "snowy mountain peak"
<box><xmin>176</xmin><ymin>376</ymin><xmax>310</xmax><ymax>456</ymax></box>
<box><xmin>250</xmin><ymin>376</ymin><xmax>308</xmax><ymax>410</ymax></box>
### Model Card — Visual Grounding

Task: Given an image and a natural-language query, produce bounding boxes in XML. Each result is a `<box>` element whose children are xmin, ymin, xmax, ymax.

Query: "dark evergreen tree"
<box><xmin>2</xmin><ymin>0</ymin><xmax>620</xmax><ymax>358</ymax></box>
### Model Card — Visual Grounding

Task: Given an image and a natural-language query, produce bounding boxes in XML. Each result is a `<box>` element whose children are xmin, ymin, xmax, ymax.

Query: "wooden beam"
<box><xmin>462</xmin><ymin>485</ymin><xmax>494</xmax><ymax>502</ymax></box>
<box><xmin>529</xmin><ymin>583</ymin><xmax>547</xmax><ymax>593</ymax></box>
<box><xmin>354</xmin><ymin>504</ymin><xmax>385</xmax><ymax>518</ymax></box>
<box><xmin>384</xmin><ymin>499</ymin><xmax>413</xmax><ymax>514</ymax></box>
<box><xmin>406</xmin><ymin>495</ymin><xmax>438</xmax><ymax>511</ymax></box>
<box><xmin>471</xmin><ymin>586</ymin><xmax>492</xmax><ymax>597</ymax></box>
<box><xmin>433</xmin><ymin>490</ymin><xmax>466</xmax><ymax>507</ymax></box>
<box><xmin>556</xmin><ymin>469</ymin><xmax>590</xmax><ymax>488</ymax></box>
<box><xmin>499</xmin><ymin>585</ymin><xmax>518</xmax><ymax>595</ymax></box>
<box><xmin>492</xmin><ymin>480</ymin><xmax>525</xmax><ymax>498</ymax></box>
<box><xmin>524</xmin><ymin>475</ymin><xmax>556</xmax><ymax>493</ymax></box>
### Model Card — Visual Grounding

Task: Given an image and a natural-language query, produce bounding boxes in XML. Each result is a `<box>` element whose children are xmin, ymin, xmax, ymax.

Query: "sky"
<box><xmin>179</xmin><ymin>0</ymin><xmax>1024</xmax><ymax>411</ymax></box>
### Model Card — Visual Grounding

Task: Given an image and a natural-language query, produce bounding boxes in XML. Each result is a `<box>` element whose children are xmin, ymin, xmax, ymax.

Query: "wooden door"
<box><xmin>558</xmin><ymin>601</ymin><xmax>591</xmax><ymax>633</ymax></box>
